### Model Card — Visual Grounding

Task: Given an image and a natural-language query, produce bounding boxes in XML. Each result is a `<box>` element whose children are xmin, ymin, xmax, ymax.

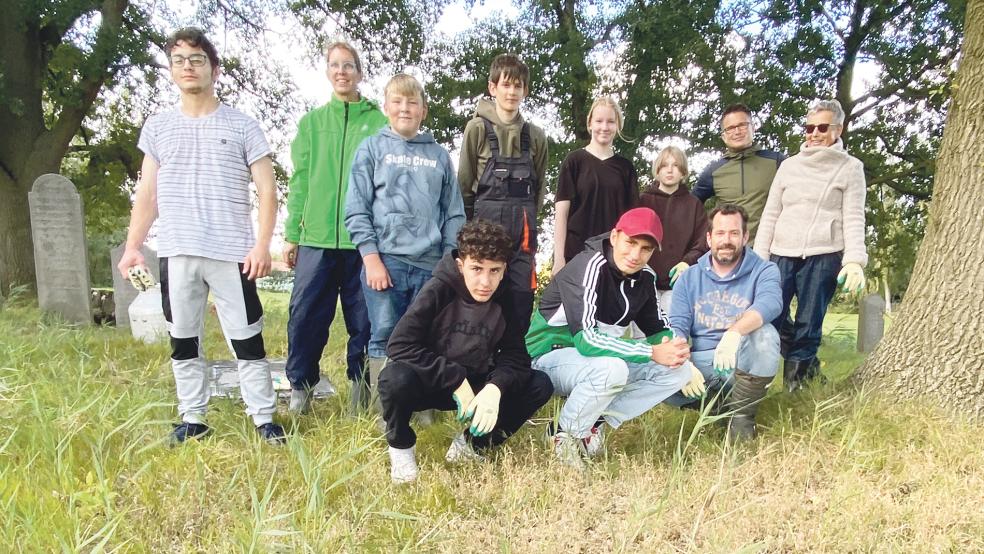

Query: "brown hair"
<box><xmin>165</xmin><ymin>27</ymin><xmax>219</xmax><ymax>70</ymax></box>
<box><xmin>324</xmin><ymin>41</ymin><xmax>363</xmax><ymax>75</ymax></box>
<box><xmin>488</xmin><ymin>54</ymin><xmax>530</xmax><ymax>90</ymax></box>
<box><xmin>720</xmin><ymin>103</ymin><xmax>752</xmax><ymax>126</ymax></box>
<box><xmin>708</xmin><ymin>203</ymin><xmax>749</xmax><ymax>233</ymax></box>
<box><xmin>457</xmin><ymin>220</ymin><xmax>513</xmax><ymax>263</ymax></box>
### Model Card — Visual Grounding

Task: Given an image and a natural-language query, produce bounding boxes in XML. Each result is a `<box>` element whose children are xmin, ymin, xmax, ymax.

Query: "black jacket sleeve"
<box><xmin>385</xmin><ymin>284</ymin><xmax>468</xmax><ymax>391</ymax></box>
<box><xmin>486</xmin><ymin>290</ymin><xmax>532</xmax><ymax>393</ymax></box>
<box><xmin>635</xmin><ymin>273</ymin><xmax>671</xmax><ymax>337</ymax></box>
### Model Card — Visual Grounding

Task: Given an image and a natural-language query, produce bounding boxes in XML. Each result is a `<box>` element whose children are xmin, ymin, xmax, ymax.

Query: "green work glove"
<box><xmin>467</xmin><ymin>384</ymin><xmax>501</xmax><ymax>437</ymax></box>
<box><xmin>668</xmin><ymin>261</ymin><xmax>690</xmax><ymax>287</ymax></box>
<box><xmin>452</xmin><ymin>380</ymin><xmax>476</xmax><ymax>421</ymax></box>
<box><xmin>836</xmin><ymin>262</ymin><xmax>865</xmax><ymax>294</ymax></box>
<box><xmin>713</xmin><ymin>330</ymin><xmax>742</xmax><ymax>376</ymax></box>
<box><xmin>681</xmin><ymin>363</ymin><xmax>706</xmax><ymax>398</ymax></box>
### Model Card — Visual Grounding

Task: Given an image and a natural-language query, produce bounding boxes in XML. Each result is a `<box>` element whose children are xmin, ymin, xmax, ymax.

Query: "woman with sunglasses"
<box><xmin>753</xmin><ymin>99</ymin><xmax>867</xmax><ymax>391</ymax></box>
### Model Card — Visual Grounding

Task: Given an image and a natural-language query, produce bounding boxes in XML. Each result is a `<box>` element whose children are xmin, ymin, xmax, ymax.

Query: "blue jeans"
<box><xmin>285</xmin><ymin>247</ymin><xmax>369</xmax><ymax>388</ymax></box>
<box><xmin>664</xmin><ymin>324</ymin><xmax>780</xmax><ymax>406</ymax></box>
<box><xmin>532</xmin><ymin>348</ymin><xmax>692</xmax><ymax>438</ymax></box>
<box><xmin>361</xmin><ymin>255</ymin><xmax>433</xmax><ymax>358</ymax></box>
<box><xmin>771</xmin><ymin>252</ymin><xmax>841</xmax><ymax>362</ymax></box>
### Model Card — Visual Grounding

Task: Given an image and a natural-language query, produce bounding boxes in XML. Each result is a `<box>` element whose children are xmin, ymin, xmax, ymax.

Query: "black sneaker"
<box><xmin>256</xmin><ymin>423</ymin><xmax>287</xmax><ymax>445</ymax></box>
<box><xmin>169</xmin><ymin>422</ymin><xmax>211</xmax><ymax>445</ymax></box>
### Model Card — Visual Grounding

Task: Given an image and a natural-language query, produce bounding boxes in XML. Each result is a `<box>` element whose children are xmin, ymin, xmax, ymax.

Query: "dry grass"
<box><xmin>1</xmin><ymin>290</ymin><xmax>981</xmax><ymax>552</ymax></box>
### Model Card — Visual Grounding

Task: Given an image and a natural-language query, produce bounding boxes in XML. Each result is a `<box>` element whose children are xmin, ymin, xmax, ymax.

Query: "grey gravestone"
<box><xmin>209</xmin><ymin>359</ymin><xmax>336</xmax><ymax>400</ymax></box>
<box><xmin>110</xmin><ymin>243</ymin><xmax>159</xmax><ymax>327</ymax></box>
<box><xmin>857</xmin><ymin>294</ymin><xmax>886</xmax><ymax>353</ymax></box>
<box><xmin>28</xmin><ymin>174</ymin><xmax>91</xmax><ymax>324</ymax></box>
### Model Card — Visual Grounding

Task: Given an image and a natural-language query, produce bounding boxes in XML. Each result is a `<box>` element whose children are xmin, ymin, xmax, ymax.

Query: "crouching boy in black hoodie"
<box><xmin>378</xmin><ymin>219</ymin><xmax>553</xmax><ymax>483</ymax></box>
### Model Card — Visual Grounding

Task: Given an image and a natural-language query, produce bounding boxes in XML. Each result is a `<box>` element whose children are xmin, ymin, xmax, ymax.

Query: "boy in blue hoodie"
<box><xmin>345</xmin><ymin>74</ymin><xmax>466</xmax><ymax>396</ymax></box>
<box><xmin>669</xmin><ymin>204</ymin><xmax>782</xmax><ymax>440</ymax></box>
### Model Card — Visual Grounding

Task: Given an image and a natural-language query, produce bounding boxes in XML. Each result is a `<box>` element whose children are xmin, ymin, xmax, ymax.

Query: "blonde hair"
<box><xmin>324</xmin><ymin>41</ymin><xmax>363</xmax><ymax>74</ymax></box>
<box><xmin>652</xmin><ymin>146</ymin><xmax>689</xmax><ymax>184</ymax></box>
<box><xmin>384</xmin><ymin>73</ymin><xmax>427</xmax><ymax>106</ymax></box>
<box><xmin>586</xmin><ymin>96</ymin><xmax>630</xmax><ymax>143</ymax></box>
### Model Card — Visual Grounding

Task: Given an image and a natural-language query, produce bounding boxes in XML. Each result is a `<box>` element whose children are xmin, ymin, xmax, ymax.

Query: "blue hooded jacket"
<box><xmin>345</xmin><ymin>127</ymin><xmax>465</xmax><ymax>271</ymax></box>
<box><xmin>669</xmin><ymin>246</ymin><xmax>781</xmax><ymax>352</ymax></box>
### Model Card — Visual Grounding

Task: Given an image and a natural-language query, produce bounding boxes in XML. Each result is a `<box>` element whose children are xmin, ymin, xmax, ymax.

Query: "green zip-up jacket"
<box><xmin>692</xmin><ymin>144</ymin><xmax>785</xmax><ymax>240</ymax></box>
<box><xmin>285</xmin><ymin>95</ymin><xmax>388</xmax><ymax>248</ymax></box>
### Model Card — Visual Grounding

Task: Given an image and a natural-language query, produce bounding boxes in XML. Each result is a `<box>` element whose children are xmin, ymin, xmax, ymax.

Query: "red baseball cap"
<box><xmin>614</xmin><ymin>207</ymin><xmax>663</xmax><ymax>244</ymax></box>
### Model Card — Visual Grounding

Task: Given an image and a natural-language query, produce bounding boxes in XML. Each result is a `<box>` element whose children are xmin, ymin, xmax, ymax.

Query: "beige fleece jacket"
<box><xmin>753</xmin><ymin>139</ymin><xmax>868</xmax><ymax>266</ymax></box>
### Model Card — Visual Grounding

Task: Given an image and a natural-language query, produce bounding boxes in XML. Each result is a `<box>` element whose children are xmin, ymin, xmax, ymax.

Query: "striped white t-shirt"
<box><xmin>138</xmin><ymin>104</ymin><xmax>271</xmax><ymax>262</ymax></box>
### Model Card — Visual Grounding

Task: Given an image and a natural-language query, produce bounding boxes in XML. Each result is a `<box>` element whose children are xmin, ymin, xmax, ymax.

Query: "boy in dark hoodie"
<box><xmin>345</xmin><ymin>74</ymin><xmax>466</xmax><ymax>397</ymax></box>
<box><xmin>378</xmin><ymin>220</ymin><xmax>554</xmax><ymax>483</ymax></box>
<box><xmin>457</xmin><ymin>54</ymin><xmax>549</xmax><ymax>335</ymax></box>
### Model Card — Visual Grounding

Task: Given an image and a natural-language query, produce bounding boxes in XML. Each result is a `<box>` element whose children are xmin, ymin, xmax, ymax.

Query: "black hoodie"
<box><xmin>385</xmin><ymin>251</ymin><xmax>532</xmax><ymax>392</ymax></box>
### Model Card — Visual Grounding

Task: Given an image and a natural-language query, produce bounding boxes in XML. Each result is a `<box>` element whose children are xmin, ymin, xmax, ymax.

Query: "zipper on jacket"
<box><xmin>615</xmin><ymin>281</ymin><xmax>632</xmax><ymax>324</ymax></box>
<box><xmin>740</xmin><ymin>156</ymin><xmax>746</xmax><ymax>196</ymax></box>
<box><xmin>335</xmin><ymin>102</ymin><xmax>350</xmax><ymax>249</ymax></box>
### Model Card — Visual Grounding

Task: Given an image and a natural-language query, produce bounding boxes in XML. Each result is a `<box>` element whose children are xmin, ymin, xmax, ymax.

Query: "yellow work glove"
<box><xmin>713</xmin><ymin>330</ymin><xmax>742</xmax><ymax>376</ymax></box>
<box><xmin>668</xmin><ymin>261</ymin><xmax>690</xmax><ymax>287</ymax></box>
<box><xmin>452</xmin><ymin>380</ymin><xmax>476</xmax><ymax>422</ymax></box>
<box><xmin>836</xmin><ymin>262</ymin><xmax>865</xmax><ymax>294</ymax></box>
<box><xmin>467</xmin><ymin>384</ymin><xmax>501</xmax><ymax>437</ymax></box>
<box><xmin>127</xmin><ymin>265</ymin><xmax>156</xmax><ymax>291</ymax></box>
<box><xmin>681</xmin><ymin>363</ymin><xmax>706</xmax><ymax>398</ymax></box>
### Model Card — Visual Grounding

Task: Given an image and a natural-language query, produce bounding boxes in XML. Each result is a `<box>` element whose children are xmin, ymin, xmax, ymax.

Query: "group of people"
<box><xmin>117</xmin><ymin>28</ymin><xmax>869</xmax><ymax>483</ymax></box>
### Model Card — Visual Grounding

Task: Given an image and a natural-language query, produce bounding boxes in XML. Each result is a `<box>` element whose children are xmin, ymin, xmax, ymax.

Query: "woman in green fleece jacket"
<box><xmin>282</xmin><ymin>41</ymin><xmax>388</xmax><ymax>415</ymax></box>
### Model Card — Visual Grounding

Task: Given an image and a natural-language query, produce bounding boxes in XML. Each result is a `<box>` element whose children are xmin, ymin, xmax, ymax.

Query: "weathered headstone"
<box><xmin>28</xmin><ymin>174</ymin><xmax>91</xmax><ymax>324</ymax></box>
<box><xmin>110</xmin><ymin>243</ymin><xmax>160</xmax><ymax>327</ymax></box>
<box><xmin>857</xmin><ymin>293</ymin><xmax>886</xmax><ymax>353</ymax></box>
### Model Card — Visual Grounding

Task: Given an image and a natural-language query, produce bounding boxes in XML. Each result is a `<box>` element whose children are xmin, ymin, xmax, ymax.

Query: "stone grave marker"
<box><xmin>111</xmin><ymin>243</ymin><xmax>160</xmax><ymax>327</ymax></box>
<box><xmin>857</xmin><ymin>293</ymin><xmax>886</xmax><ymax>353</ymax></box>
<box><xmin>209</xmin><ymin>359</ymin><xmax>336</xmax><ymax>400</ymax></box>
<box><xmin>28</xmin><ymin>174</ymin><xmax>91</xmax><ymax>324</ymax></box>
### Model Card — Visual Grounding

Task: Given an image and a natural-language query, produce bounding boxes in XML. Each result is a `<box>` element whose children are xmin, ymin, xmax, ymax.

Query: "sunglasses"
<box><xmin>805</xmin><ymin>123</ymin><xmax>839</xmax><ymax>133</ymax></box>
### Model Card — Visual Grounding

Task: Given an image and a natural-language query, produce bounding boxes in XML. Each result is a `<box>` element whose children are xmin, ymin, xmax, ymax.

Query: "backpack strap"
<box><xmin>481</xmin><ymin>117</ymin><xmax>500</xmax><ymax>157</ymax></box>
<box><xmin>520</xmin><ymin>123</ymin><xmax>531</xmax><ymax>155</ymax></box>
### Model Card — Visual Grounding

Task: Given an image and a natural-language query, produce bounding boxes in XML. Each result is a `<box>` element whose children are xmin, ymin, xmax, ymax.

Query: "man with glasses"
<box><xmin>118</xmin><ymin>27</ymin><xmax>285</xmax><ymax>446</ymax></box>
<box><xmin>693</xmin><ymin>104</ymin><xmax>784</xmax><ymax>240</ymax></box>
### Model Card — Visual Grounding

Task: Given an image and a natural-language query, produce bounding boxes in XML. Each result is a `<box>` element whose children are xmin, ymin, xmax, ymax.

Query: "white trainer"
<box><xmin>445</xmin><ymin>432</ymin><xmax>486</xmax><ymax>464</ymax></box>
<box><xmin>288</xmin><ymin>388</ymin><xmax>313</xmax><ymax>415</ymax></box>
<box><xmin>389</xmin><ymin>446</ymin><xmax>418</xmax><ymax>484</ymax></box>
<box><xmin>582</xmin><ymin>421</ymin><xmax>606</xmax><ymax>458</ymax></box>
<box><xmin>553</xmin><ymin>430</ymin><xmax>586</xmax><ymax>469</ymax></box>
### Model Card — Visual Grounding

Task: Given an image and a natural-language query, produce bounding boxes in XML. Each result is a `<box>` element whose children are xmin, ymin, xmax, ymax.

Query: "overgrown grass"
<box><xmin>1</xmin><ymin>291</ymin><xmax>981</xmax><ymax>552</ymax></box>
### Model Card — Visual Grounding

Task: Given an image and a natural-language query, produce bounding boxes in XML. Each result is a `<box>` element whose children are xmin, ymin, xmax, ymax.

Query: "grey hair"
<box><xmin>808</xmin><ymin>99</ymin><xmax>845</xmax><ymax>125</ymax></box>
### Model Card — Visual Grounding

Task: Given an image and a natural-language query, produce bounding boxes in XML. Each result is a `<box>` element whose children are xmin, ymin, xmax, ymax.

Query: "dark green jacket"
<box><xmin>692</xmin><ymin>144</ymin><xmax>784</xmax><ymax>240</ymax></box>
<box><xmin>285</xmin><ymin>95</ymin><xmax>388</xmax><ymax>248</ymax></box>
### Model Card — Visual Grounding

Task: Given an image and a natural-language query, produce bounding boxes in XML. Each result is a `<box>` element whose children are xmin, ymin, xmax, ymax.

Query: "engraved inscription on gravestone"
<box><xmin>111</xmin><ymin>243</ymin><xmax>160</xmax><ymax>327</ymax></box>
<box><xmin>28</xmin><ymin>174</ymin><xmax>91</xmax><ymax>324</ymax></box>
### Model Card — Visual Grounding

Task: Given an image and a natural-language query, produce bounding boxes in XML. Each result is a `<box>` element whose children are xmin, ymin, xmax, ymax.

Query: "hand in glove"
<box><xmin>467</xmin><ymin>384</ymin><xmax>501</xmax><ymax>437</ymax></box>
<box><xmin>836</xmin><ymin>262</ymin><xmax>865</xmax><ymax>294</ymax></box>
<box><xmin>127</xmin><ymin>266</ymin><xmax>156</xmax><ymax>291</ymax></box>
<box><xmin>452</xmin><ymin>380</ymin><xmax>476</xmax><ymax>421</ymax></box>
<box><xmin>713</xmin><ymin>330</ymin><xmax>742</xmax><ymax>376</ymax></box>
<box><xmin>668</xmin><ymin>262</ymin><xmax>690</xmax><ymax>287</ymax></box>
<box><xmin>681</xmin><ymin>363</ymin><xmax>706</xmax><ymax>398</ymax></box>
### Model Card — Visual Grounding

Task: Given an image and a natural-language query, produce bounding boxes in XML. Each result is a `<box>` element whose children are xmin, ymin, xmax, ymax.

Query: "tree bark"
<box><xmin>0</xmin><ymin>173</ymin><xmax>34</xmax><ymax>293</ymax></box>
<box><xmin>855</xmin><ymin>1</ymin><xmax>984</xmax><ymax>417</ymax></box>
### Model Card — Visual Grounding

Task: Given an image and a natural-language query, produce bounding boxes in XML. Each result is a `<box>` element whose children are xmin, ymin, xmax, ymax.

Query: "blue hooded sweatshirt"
<box><xmin>345</xmin><ymin>127</ymin><xmax>465</xmax><ymax>271</ymax></box>
<box><xmin>669</xmin><ymin>246</ymin><xmax>782</xmax><ymax>352</ymax></box>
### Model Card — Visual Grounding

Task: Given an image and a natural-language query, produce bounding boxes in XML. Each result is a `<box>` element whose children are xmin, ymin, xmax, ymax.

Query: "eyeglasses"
<box><xmin>329</xmin><ymin>61</ymin><xmax>358</xmax><ymax>73</ymax></box>
<box><xmin>721</xmin><ymin>121</ymin><xmax>751</xmax><ymax>135</ymax></box>
<box><xmin>805</xmin><ymin>123</ymin><xmax>840</xmax><ymax>133</ymax></box>
<box><xmin>170</xmin><ymin>54</ymin><xmax>209</xmax><ymax>68</ymax></box>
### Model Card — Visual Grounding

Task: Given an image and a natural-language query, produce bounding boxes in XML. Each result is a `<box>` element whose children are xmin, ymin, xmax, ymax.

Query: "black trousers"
<box><xmin>378</xmin><ymin>361</ymin><xmax>554</xmax><ymax>449</ymax></box>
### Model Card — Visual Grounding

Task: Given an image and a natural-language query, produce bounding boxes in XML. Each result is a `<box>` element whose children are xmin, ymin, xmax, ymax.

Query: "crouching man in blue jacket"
<box><xmin>669</xmin><ymin>203</ymin><xmax>782</xmax><ymax>440</ymax></box>
<box><xmin>379</xmin><ymin>220</ymin><xmax>553</xmax><ymax>483</ymax></box>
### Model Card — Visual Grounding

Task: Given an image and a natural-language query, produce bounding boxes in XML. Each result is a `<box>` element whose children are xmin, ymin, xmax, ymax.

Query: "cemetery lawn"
<box><xmin>1</xmin><ymin>291</ymin><xmax>982</xmax><ymax>552</ymax></box>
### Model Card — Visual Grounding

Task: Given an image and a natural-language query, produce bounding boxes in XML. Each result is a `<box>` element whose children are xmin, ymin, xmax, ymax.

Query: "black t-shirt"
<box><xmin>556</xmin><ymin>148</ymin><xmax>638</xmax><ymax>262</ymax></box>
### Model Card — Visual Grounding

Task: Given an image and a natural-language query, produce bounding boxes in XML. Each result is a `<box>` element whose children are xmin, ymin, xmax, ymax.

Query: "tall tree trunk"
<box><xmin>855</xmin><ymin>1</ymin><xmax>984</xmax><ymax>417</ymax></box>
<box><xmin>0</xmin><ymin>174</ymin><xmax>34</xmax><ymax>293</ymax></box>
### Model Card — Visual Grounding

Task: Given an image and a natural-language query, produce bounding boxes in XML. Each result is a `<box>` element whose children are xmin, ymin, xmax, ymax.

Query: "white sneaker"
<box><xmin>388</xmin><ymin>446</ymin><xmax>418</xmax><ymax>484</ymax></box>
<box><xmin>288</xmin><ymin>389</ymin><xmax>312</xmax><ymax>415</ymax></box>
<box><xmin>445</xmin><ymin>432</ymin><xmax>486</xmax><ymax>464</ymax></box>
<box><xmin>553</xmin><ymin>430</ymin><xmax>586</xmax><ymax>469</ymax></box>
<box><xmin>582</xmin><ymin>421</ymin><xmax>606</xmax><ymax>458</ymax></box>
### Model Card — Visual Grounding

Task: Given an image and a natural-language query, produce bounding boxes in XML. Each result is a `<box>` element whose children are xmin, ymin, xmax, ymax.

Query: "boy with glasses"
<box><xmin>692</xmin><ymin>103</ymin><xmax>785</xmax><ymax>240</ymax></box>
<box><xmin>118</xmin><ymin>27</ymin><xmax>284</xmax><ymax>445</ymax></box>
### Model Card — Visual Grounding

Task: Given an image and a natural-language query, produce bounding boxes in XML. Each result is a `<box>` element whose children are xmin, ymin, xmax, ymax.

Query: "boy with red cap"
<box><xmin>526</xmin><ymin>207</ymin><xmax>703</xmax><ymax>467</ymax></box>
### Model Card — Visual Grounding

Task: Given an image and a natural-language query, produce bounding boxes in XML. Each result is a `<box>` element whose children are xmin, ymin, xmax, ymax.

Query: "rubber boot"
<box><xmin>783</xmin><ymin>359</ymin><xmax>810</xmax><ymax>392</ymax></box>
<box><xmin>366</xmin><ymin>356</ymin><xmax>387</xmax><ymax>415</ymax></box>
<box><xmin>349</xmin><ymin>375</ymin><xmax>371</xmax><ymax>416</ymax></box>
<box><xmin>804</xmin><ymin>357</ymin><xmax>827</xmax><ymax>384</ymax></box>
<box><xmin>725</xmin><ymin>370</ymin><xmax>772</xmax><ymax>441</ymax></box>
